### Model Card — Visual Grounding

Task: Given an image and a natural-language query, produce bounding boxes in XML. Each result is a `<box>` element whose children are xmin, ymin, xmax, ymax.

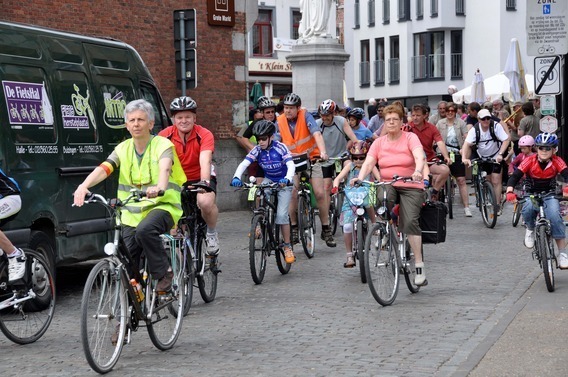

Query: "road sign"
<box><xmin>534</xmin><ymin>56</ymin><xmax>561</xmax><ymax>95</ymax></box>
<box><xmin>526</xmin><ymin>0</ymin><xmax>567</xmax><ymax>56</ymax></box>
<box><xmin>540</xmin><ymin>95</ymin><xmax>556</xmax><ymax>115</ymax></box>
<box><xmin>540</xmin><ymin>115</ymin><xmax>558</xmax><ymax>133</ymax></box>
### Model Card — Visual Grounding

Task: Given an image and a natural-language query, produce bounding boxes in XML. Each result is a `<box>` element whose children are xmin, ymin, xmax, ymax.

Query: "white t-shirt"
<box><xmin>464</xmin><ymin>122</ymin><xmax>509</xmax><ymax>158</ymax></box>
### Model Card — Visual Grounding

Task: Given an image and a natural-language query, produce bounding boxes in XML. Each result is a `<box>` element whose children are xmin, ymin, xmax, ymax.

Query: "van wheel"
<box><xmin>29</xmin><ymin>231</ymin><xmax>56</xmax><ymax>277</ymax></box>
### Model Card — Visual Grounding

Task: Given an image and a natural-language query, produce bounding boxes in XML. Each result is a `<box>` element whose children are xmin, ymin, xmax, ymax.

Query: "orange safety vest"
<box><xmin>277</xmin><ymin>109</ymin><xmax>320</xmax><ymax>159</ymax></box>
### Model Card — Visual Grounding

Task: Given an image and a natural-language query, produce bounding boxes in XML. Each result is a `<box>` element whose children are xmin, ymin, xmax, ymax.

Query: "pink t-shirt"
<box><xmin>368</xmin><ymin>131</ymin><xmax>425</xmax><ymax>189</ymax></box>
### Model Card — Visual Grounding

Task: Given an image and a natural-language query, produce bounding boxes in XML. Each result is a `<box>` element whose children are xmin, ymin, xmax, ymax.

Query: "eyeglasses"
<box><xmin>257</xmin><ymin>136</ymin><xmax>270</xmax><ymax>142</ymax></box>
<box><xmin>480</xmin><ymin>117</ymin><xmax>491</xmax><ymax>121</ymax></box>
<box><xmin>384</xmin><ymin>118</ymin><xmax>401</xmax><ymax>123</ymax></box>
<box><xmin>446</xmin><ymin>109</ymin><xmax>456</xmax><ymax>113</ymax></box>
<box><xmin>351</xmin><ymin>156</ymin><xmax>366</xmax><ymax>161</ymax></box>
<box><xmin>538</xmin><ymin>146</ymin><xmax>553</xmax><ymax>151</ymax></box>
<box><xmin>263</xmin><ymin>110</ymin><xmax>275</xmax><ymax>114</ymax></box>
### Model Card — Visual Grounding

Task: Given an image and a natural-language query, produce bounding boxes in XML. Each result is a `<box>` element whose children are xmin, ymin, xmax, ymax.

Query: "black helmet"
<box><xmin>170</xmin><ymin>96</ymin><xmax>197</xmax><ymax>114</ymax></box>
<box><xmin>347</xmin><ymin>107</ymin><xmax>365</xmax><ymax>120</ymax></box>
<box><xmin>257</xmin><ymin>98</ymin><xmax>276</xmax><ymax>110</ymax></box>
<box><xmin>283</xmin><ymin>93</ymin><xmax>301</xmax><ymax>106</ymax></box>
<box><xmin>252</xmin><ymin>120</ymin><xmax>276</xmax><ymax>138</ymax></box>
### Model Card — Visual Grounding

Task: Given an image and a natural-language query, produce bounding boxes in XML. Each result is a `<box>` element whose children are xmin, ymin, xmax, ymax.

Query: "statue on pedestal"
<box><xmin>298</xmin><ymin>0</ymin><xmax>334</xmax><ymax>40</ymax></box>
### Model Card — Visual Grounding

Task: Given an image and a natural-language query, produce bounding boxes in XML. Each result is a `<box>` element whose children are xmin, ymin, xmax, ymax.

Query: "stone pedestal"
<box><xmin>286</xmin><ymin>38</ymin><xmax>350</xmax><ymax>112</ymax></box>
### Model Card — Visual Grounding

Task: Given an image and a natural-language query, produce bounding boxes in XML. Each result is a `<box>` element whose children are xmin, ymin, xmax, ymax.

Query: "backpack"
<box><xmin>473</xmin><ymin>121</ymin><xmax>502</xmax><ymax>155</ymax></box>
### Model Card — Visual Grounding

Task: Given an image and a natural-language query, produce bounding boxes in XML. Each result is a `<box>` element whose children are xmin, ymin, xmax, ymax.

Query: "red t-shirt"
<box><xmin>409</xmin><ymin>122</ymin><xmax>443</xmax><ymax>161</ymax></box>
<box><xmin>518</xmin><ymin>154</ymin><xmax>568</xmax><ymax>192</ymax></box>
<box><xmin>158</xmin><ymin>124</ymin><xmax>215</xmax><ymax>181</ymax></box>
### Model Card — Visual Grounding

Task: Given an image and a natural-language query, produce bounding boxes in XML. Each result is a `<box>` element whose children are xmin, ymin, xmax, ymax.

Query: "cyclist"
<box><xmin>462</xmin><ymin>109</ymin><xmax>511</xmax><ymax>208</ymax></box>
<box><xmin>159</xmin><ymin>96</ymin><xmax>220</xmax><ymax>256</ymax></box>
<box><xmin>332</xmin><ymin>141</ymin><xmax>380</xmax><ymax>268</ymax></box>
<box><xmin>0</xmin><ymin>168</ymin><xmax>26</xmax><ymax>285</ymax></box>
<box><xmin>231</xmin><ymin>120</ymin><xmax>296</xmax><ymax>264</ymax></box>
<box><xmin>73</xmin><ymin>99</ymin><xmax>187</xmax><ymax>293</ymax></box>
<box><xmin>508</xmin><ymin>135</ymin><xmax>536</xmax><ymax>175</ymax></box>
<box><xmin>275</xmin><ymin>93</ymin><xmax>335</xmax><ymax>247</ymax></box>
<box><xmin>506</xmin><ymin>132</ymin><xmax>568</xmax><ymax>268</ymax></box>
<box><xmin>318</xmin><ymin>99</ymin><xmax>358</xmax><ymax>241</ymax></box>
<box><xmin>346</xmin><ymin>107</ymin><xmax>377</xmax><ymax>142</ymax></box>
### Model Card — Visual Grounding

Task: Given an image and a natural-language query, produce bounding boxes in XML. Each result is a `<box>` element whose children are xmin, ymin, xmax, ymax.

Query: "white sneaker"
<box><xmin>206</xmin><ymin>232</ymin><xmax>220</xmax><ymax>256</ymax></box>
<box><xmin>8</xmin><ymin>248</ymin><xmax>26</xmax><ymax>282</ymax></box>
<box><xmin>464</xmin><ymin>207</ymin><xmax>472</xmax><ymax>217</ymax></box>
<box><xmin>414</xmin><ymin>262</ymin><xmax>428</xmax><ymax>286</ymax></box>
<box><xmin>524</xmin><ymin>229</ymin><xmax>535</xmax><ymax>248</ymax></box>
<box><xmin>559</xmin><ymin>253</ymin><xmax>568</xmax><ymax>269</ymax></box>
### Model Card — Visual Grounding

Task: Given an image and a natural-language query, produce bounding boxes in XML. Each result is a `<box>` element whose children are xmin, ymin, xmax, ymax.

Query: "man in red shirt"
<box><xmin>409</xmin><ymin>104</ymin><xmax>451</xmax><ymax>201</ymax></box>
<box><xmin>159</xmin><ymin>96</ymin><xmax>220</xmax><ymax>255</ymax></box>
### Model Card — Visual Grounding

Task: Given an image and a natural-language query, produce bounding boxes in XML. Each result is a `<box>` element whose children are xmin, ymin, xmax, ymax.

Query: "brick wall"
<box><xmin>0</xmin><ymin>0</ymin><xmax>247</xmax><ymax>139</ymax></box>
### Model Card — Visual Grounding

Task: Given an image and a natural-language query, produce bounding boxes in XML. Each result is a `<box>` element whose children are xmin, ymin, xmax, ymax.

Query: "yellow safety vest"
<box><xmin>115</xmin><ymin>136</ymin><xmax>186</xmax><ymax>227</ymax></box>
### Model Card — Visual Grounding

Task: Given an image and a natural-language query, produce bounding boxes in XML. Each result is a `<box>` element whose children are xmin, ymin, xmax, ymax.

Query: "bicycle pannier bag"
<box><xmin>292</xmin><ymin>153</ymin><xmax>310</xmax><ymax>173</ymax></box>
<box><xmin>419</xmin><ymin>201</ymin><xmax>447</xmax><ymax>244</ymax></box>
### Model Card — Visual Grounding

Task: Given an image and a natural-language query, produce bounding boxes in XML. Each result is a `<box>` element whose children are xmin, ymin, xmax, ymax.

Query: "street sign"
<box><xmin>540</xmin><ymin>115</ymin><xmax>558</xmax><ymax>133</ymax></box>
<box><xmin>526</xmin><ymin>0</ymin><xmax>567</xmax><ymax>56</ymax></box>
<box><xmin>534</xmin><ymin>56</ymin><xmax>561</xmax><ymax>95</ymax></box>
<box><xmin>540</xmin><ymin>95</ymin><xmax>556</xmax><ymax>115</ymax></box>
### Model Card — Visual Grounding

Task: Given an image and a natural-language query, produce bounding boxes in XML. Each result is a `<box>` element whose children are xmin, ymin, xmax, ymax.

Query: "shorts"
<box><xmin>321</xmin><ymin>164</ymin><xmax>335</xmax><ymax>179</ymax></box>
<box><xmin>480</xmin><ymin>161</ymin><xmax>503</xmax><ymax>175</ymax></box>
<box><xmin>449</xmin><ymin>154</ymin><xmax>466</xmax><ymax>178</ymax></box>
<box><xmin>309</xmin><ymin>161</ymin><xmax>324</xmax><ymax>179</ymax></box>
<box><xmin>379</xmin><ymin>186</ymin><xmax>424</xmax><ymax>236</ymax></box>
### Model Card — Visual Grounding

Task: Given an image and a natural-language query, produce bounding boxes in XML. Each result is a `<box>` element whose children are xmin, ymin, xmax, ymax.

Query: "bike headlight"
<box><xmin>356</xmin><ymin>207</ymin><xmax>366</xmax><ymax>216</ymax></box>
<box><xmin>378</xmin><ymin>206</ymin><xmax>387</xmax><ymax>216</ymax></box>
<box><xmin>104</xmin><ymin>242</ymin><xmax>117</xmax><ymax>256</ymax></box>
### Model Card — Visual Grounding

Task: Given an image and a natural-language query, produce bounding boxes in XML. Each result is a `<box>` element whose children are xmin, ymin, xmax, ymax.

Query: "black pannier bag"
<box><xmin>419</xmin><ymin>201</ymin><xmax>447</xmax><ymax>244</ymax></box>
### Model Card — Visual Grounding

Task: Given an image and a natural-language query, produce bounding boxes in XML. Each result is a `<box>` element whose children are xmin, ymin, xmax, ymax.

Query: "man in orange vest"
<box><xmin>275</xmin><ymin>93</ymin><xmax>336</xmax><ymax>247</ymax></box>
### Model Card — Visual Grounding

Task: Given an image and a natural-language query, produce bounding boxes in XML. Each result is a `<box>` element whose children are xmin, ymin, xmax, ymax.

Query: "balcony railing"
<box><xmin>506</xmin><ymin>0</ymin><xmax>516</xmax><ymax>11</ymax></box>
<box><xmin>359</xmin><ymin>61</ymin><xmax>370</xmax><ymax>86</ymax></box>
<box><xmin>374</xmin><ymin>60</ymin><xmax>385</xmax><ymax>85</ymax></box>
<box><xmin>411</xmin><ymin>54</ymin><xmax>445</xmax><ymax>80</ymax></box>
<box><xmin>451</xmin><ymin>53</ymin><xmax>462</xmax><ymax>79</ymax></box>
<box><xmin>388</xmin><ymin>58</ymin><xmax>400</xmax><ymax>83</ymax></box>
<box><xmin>455</xmin><ymin>0</ymin><xmax>465</xmax><ymax>15</ymax></box>
<box><xmin>368</xmin><ymin>0</ymin><xmax>375</xmax><ymax>26</ymax></box>
<box><xmin>383</xmin><ymin>0</ymin><xmax>390</xmax><ymax>23</ymax></box>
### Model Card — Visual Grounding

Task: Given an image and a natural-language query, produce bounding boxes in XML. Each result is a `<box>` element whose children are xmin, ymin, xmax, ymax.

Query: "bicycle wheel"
<box><xmin>274</xmin><ymin>222</ymin><xmax>291</xmax><ymax>274</ymax></box>
<box><xmin>403</xmin><ymin>238</ymin><xmax>421</xmax><ymax>293</ymax></box>
<box><xmin>181</xmin><ymin>239</ymin><xmax>194</xmax><ymax>316</ymax></box>
<box><xmin>537</xmin><ymin>225</ymin><xmax>555</xmax><ymax>292</ymax></box>
<box><xmin>356</xmin><ymin>219</ymin><xmax>367</xmax><ymax>284</ymax></box>
<box><xmin>0</xmin><ymin>249</ymin><xmax>56</xmax><ymax>344</ymax></box>
<box><xmin>445</xmin><ymin>177</ymin><xmax>454</xmax><ymax>220</ymax></box>
<box><xmin>298</xmin><ymin>194</ymin><xmax>315</xmax><ymax>258</ymax></box>
<box><xmin>330</xmin><ymin>194</ymin><xmax>340</xmax><ymax>235</ymax></box>
<box><xmin>147</xmin><ymin>266</ymin><xmax>184</xmax><ymax>350</ymax></box>
<box><xmin>197</xmin><ymin>234</ymin><xmax>218</xmax><ymax>303</ymax></box>
<box><xmin>480</xmin><ymin>181</ymin><xmax>497</xmax><ymax>228</ymax></box>
<box><xmin>364</xmin><ymin>223</ymin><xmax>399</xmax><ymax>306</ymax></box>
<box><xmin>512</xmin><ymin>201</ymin><xmax>522</xmax><ymax>227</ymax></box>
<box><xmin>249</xmin><ymin>214</ymin><xmax>268</xmax><ymax>284</ymax></box>
<box><xmin>81</xmin><ymin>259</ymin><xmax>127</xmax><ymax>374</ymax></box>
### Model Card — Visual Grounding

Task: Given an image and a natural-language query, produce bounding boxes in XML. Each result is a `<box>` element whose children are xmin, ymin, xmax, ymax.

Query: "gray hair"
<box><xmin>124</xmin><ymin>99</ymin><xmax>155</xmax><ymax>122</ymax></box>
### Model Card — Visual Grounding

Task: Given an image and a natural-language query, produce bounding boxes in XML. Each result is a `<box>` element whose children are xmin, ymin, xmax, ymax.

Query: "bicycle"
<box><xmin>0</xmin><ymin>248</ymin><xmax>56</xmax><ymax>344</ymax></box>
<box><xmin>511</xmin><ymin>185</ymin><xmax>526</xmax><ymax>227</ymax></box>
<box><xmin>363</xmin><ymin>176</ymin><xmax>423</xmax><ymax>306</ymax></box>
<box><xmin>471</xmin><ymin>157</ymin><xmax>499</xmax><ymax>228</ymax></box>
<box><xmin>525</xmin><ymin>191</ymin><xmax>560</xmax><ymax>292</ymax></box>
<box><xmin>179</xmin><ymin>182</ymin><xmax>220</xmax><ymax>305</ymax></box>
<box><xmin>328</xmin><ymin>153</ymin><xmax>348</xmax><ymax>236</ymax></box>
<box><xmin>337</xmin><ymin>181</ymin><xmax>376</xmax><ymax>284</ymax></box>
<box><xmin>428</xmin><ymin>156</ymin><xmax>453</xmax><ymax>219</ymax></box>
<box><xmin>240</xmin><ymin>180</ymin><xmax>292</xmax><ymax>284</ymax></box>
<box><xmin>79</xmin><ymin>191</ymin><xmax>184</xmax><ymax>374</ymax></box>
<box><xmin>296</xmin><ymin>163</ymin><xmax>316</xmax><ymax>259</ymax></box>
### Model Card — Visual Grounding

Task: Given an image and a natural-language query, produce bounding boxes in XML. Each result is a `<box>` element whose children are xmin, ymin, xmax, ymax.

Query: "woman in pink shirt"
<box><xmin>354</xmin><ymin>104</ymin><xmax>428</xmax><ymax>287</ymax></box>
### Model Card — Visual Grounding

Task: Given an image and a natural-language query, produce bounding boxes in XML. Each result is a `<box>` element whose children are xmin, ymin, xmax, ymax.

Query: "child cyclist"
<box><xmin>506</xmin><ymin>132</ymin><xmax>568</xmax><ymax>268</ymax></box>
<box><xmin>508</xmin><ymin>135</ymin><xmax>536</xmax><ymax>176</ymax></box>
<box><xmin>346</xmin><ymin>108</ymin><xmax>377</xmax><ymax>142</ymax></box>
<box><xmin>331</xmin><ymin>141</ymin><xmax>380</xmax><ymax>268</ymax></box>
<box><xmin>230</xmin><ymin>120</ymin><xmax>296</xmax><ymax>264</ymax></box>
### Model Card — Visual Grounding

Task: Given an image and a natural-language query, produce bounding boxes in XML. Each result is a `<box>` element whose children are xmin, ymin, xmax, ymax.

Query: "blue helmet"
<box><xmin>535</xmin><ymin>132</ymin><xmax>558</xmax><ymax>147</ymax></box>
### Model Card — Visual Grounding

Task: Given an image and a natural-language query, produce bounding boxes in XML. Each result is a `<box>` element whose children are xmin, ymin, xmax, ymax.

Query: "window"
<box><xmin>354</xmin><ymin>0</ymin><xmax>360</xmax><ymax>29</ymax></box>
<box><xmin>430</xmin><ymin>0</ymin><xmax>438</xmax><ymax>17</ymax></box>
<box><xmin>252</xmin><ymin>10</ymin><xmax>273</xmax><ymax>57</ymax></box>
<box><xmin>389</xmin><ymin>36</ymin><xmax>400</xmax><ymax>84</ymax></box>
<box><xmin>456</xmin><ymin>0</ymin><xmax>465</xmax><ymax>15</ymax></box>
<box><xmin>291</xmin><ymin>10</ymin><xmax>301</xmax><ymax>39</ymax></box>
<box><xmin>416</xmin><ymin>0</ymin><xmax>424</xmax><ymax>19</ymax></box>
<box><xmin>382</xmin><ymin>0</ymin><xmax>390</xmax><ymax>24</ymax></box>
<box><xmin>360</xmin><ymin>40</ymin><xmax>370</xmax><ymax>87</ymax></box>
<box><xmin>450</xmin><ymin>30</ymin><xmax>463</xmax><ymax>79</ymax></box>
<box><xmin>398</xmin><ymin>0</ymin><xmax>411</xmax><ymax>21</ymax></box>
<box><xmin>374</xmin><ymin>38</ymin><xmax>385</xmax><ymax>85</ymax></box>
<box><xmin>412</xmin><ymin>31</ymin><xmax>444</xmax><ymax>81</ymax></box>
<box><xmin>506</xmin><ymin>0</ymin><xmax>516</xmax><ymax>11</ymax></box>
<box><xmin>368</xmin><ymin>0</ymin><xmax>375</xmax><ymax>26</ymax></box>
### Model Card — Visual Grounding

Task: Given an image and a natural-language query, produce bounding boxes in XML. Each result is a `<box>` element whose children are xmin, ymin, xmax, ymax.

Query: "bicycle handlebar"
<box><xmin>184</xmin><ymin>181</ymin><xmax>215</xmax><ymax>193</ymax></box>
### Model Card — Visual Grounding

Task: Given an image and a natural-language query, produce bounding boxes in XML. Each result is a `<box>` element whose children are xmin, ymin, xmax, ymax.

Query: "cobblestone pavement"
<box><xmin>0</xmin><ymin>203</ymin><xmax>549</xmax><ymax>377</ymax></box>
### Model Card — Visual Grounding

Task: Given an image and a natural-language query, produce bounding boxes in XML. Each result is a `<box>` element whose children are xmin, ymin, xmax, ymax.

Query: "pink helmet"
<box><xmin>518</xmin><ymin>135</ymin><xmax>535</xmax><ymax>147</ymax></box>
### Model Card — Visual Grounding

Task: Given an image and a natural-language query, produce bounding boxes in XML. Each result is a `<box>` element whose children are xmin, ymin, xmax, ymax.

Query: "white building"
<box><xmin>343</xmin><ymin>0</ymin><xmax>532</xmax><ymax>112</ymax></box>
<box><xmin>248</xmin><ymin>1</ymin><xmax>337</xmax><ymax>102</ymax></box>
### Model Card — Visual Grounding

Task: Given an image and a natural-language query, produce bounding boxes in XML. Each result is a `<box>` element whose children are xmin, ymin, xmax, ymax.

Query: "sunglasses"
<box><xmin>538</xmin><ymin>146</ymin><xmax>552</xmax><ymax>151</ymax></box>
<box><xmin>446</xmin><ymin>109</ymin><xmax>456</xmax><ymax>113</ymax></box>
<box><xmin>263</xmin><ymin>110</ymin><xmax>275</xmax><ymax>114</ymax></box>
<box><xmin>351</xmin><ymin>156</ymin><xmax>366</xmax><ymax>161</ymax></box>
<box><xmin>257</xmin><ymin>136</ymin><xmax>270</xmax><ymax>141</ymax></box>
<box><xmin>480</xmin><ymin>117</ymin><xmax>491</xmax><ymax>121</ymax></box>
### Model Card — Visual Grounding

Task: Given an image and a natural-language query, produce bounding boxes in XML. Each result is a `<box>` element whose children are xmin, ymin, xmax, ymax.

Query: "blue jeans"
<box><xmin>522</xmin><ymin>196</ymin><xmax>566</xmax><ymax>240</ymax></box>
<box><xmin>263</xmin><ymin>178</ymin><xmax>292</xmax><ymax>225</ymax></box>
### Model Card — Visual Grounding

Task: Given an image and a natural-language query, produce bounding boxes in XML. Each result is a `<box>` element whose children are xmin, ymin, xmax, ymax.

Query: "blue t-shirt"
<box><xmin>352</xmin><ymin>125</ymin><xmax>374</xmax><ymax>141</ymax></box>
<box><xmin>246</xmin><ymin>141</ymin><xmax>292</xmax><ymax>181</ymax></box>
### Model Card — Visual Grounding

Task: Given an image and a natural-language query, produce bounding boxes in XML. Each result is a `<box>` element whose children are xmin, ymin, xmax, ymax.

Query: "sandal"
<box><xmin>344</xmin><ymin>254</ymin><xmax>355</xmax><ymax>268</ymax></box>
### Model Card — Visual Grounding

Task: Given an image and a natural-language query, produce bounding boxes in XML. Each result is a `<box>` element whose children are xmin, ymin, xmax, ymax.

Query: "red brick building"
<box><xmin>0</xmin><ymin>0</ymin><xmax>247</xmax><ymax>140</ymax></box>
